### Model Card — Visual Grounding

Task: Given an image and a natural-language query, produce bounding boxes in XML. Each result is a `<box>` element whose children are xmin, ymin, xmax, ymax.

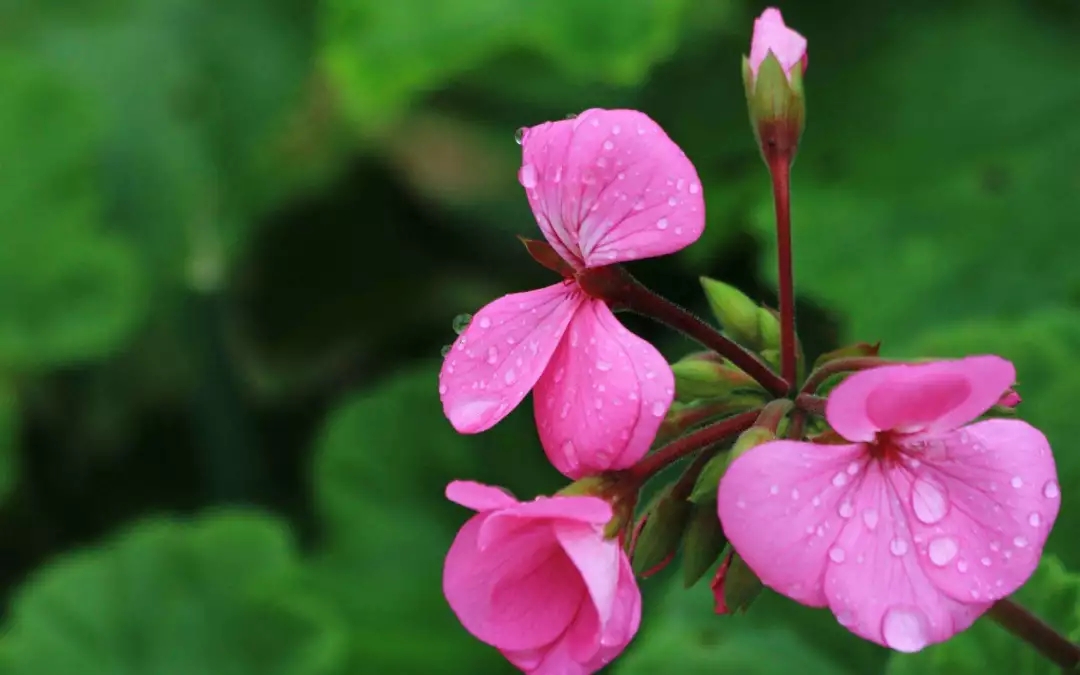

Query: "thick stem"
<box><xmin>754</xmin><ymin>398</ymin><xmax>794</xmax><ymax>434</ymax></box>
<box><xmin>800</xmin><ymin>356</ymin><xmax>898</xmax><ymax>396</ymax></box>
<box><xmin>786</xmin><ymin>409</ymin><xmax>807</xmax><ymax>441</ymax></box>
<box><xmin>794</xmin><ymin>393</ymin><xmax>826</xmax><ymax>416</ymax></box>
<box><xmin>655</xmin><ymin>395</ymin><xmax>766</xmax><ymax>446</ymax></box>
<box><xmin>578</xmin><ymin>266</ymin><xmax>789</xmax><ymax>397</ymax></box>
<box><xmin>767</xmin><ymin>156</ymin><xmax>798</xmax><ymax>388</ymax></box>
<box><xmin>626</xmin><ymin>409</ymin><xmax>762</xmax><ymax>483</ymax></box>
<box><xmin>988</xmin><ymin>598</ymin><xmax>1080</xmax><ymax>670</ymax></box>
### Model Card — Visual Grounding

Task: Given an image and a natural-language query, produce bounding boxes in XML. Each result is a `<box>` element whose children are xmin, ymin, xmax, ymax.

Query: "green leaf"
<box><xmin>320</xmin><ymin>0</ymin><xmax>693</xmax><ymax>130</ymax></box>
<box><xmin>0</xmin><ymin>382</ymin><xmax>16</xmax><ymax>503</ymax></box>
<box><xmin>307</xmin><ymin>361</ymin><xmax>561</xmax><ymax>674</ymax></box>
<box><xmin>0</xmin><ymin>51</ymin><xmax>146</xmax><ymax>369</ymax></box>
<box><xmin>901</xmin><ymin>308</ymin><xmax>1080</xmax><ymax>567</ymax></box>
<box><xmin>885</xmin><ymin>555</ymin><xmax>1080</xmax><ymax>675</ymax></box>
<box><xmin>0</xmin><ymin>511</ymin><xmax>346</xmax><ymax>675</ymax></box>
<box><xmin>755</xmin><ymin>5</ymin><xmax>1080</xmax><ymax>345</ymax></box>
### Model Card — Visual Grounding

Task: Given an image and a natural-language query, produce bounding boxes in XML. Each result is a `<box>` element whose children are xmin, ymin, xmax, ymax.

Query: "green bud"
<box><xmin>812</xmin><ymin>341</ymin><xmax>881</xmax><ymax>371</ymax></box>
<box><xmin>699</xmin><ymin>277</ymin><xmax>761</xmax><ymax>349</ymax></box>
<box><xmin>757</xmin><ymin>307</ymin><xmax>781</xmax><ymax>352</ymax></box>
<box><xmin>723</xmin><ymin>552</ymin><xmax>764</xmax><ymax>614</ymax></box>
<box><xmin>742</xmin><ymin>52</ymin><xmax>805</xmax><ymax>160</ymax></box>
<box><xmin>630</xmin><ymin>490</ymin><xmax>692</xmax><ymax>576</ymax></box>
<box><xmin>760</xmin><ymin>348</ymin><xmax>781</xmax><ymax>372</ymax></box>
<box><xmin>671</xmin><ymin>357</ymin><xmax>761</xmax><ymax>403</ymax></box>
<box><xmin>729</xmin><ymin>426</ymin><xmax>778</xmax><ymax>464</ymax></box>
<box><xmin>682</xmin><ymin>504</ymin><xmax>728</xmax><ymax>588</ymax></box>
<box><xmin>689</xmin><ymin>427</ymin><xmax>776</xmax><ymax>504</ymax></box>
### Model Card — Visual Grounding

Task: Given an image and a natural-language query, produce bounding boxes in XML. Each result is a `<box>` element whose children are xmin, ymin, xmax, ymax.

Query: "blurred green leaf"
<box><xmin>0</xmin><ymin>511</ymin><xmax>346</xmax><ymax>675</ymax></box>
<box><xmin>0</xmin><ymin>383</ymin><xmax>15</xmax><ymax>503</ymax></box>
<box><xmin>902</xmin><ymin>308</ymin><xmax>1080</xmax><ymax>567</ymax></box>
<box><xmin>885</xmin><ymin>555</ymin><xmax>1080</xmax><ymax>675</ymax></box>
<box><xmin>755</xmin><ymin>5</ymin><xmax>1080</xmax><ymax>344</ymax></box>
<box><xmin>307</xmin><ymin>361</ymin><xmax>561</xmax><ymax>674</ymax></box>
<box><xmin>0</xmin><ymin>51</ymin><xmax>146</xmax><ymax>370</ymax></box>
<box><xmin>320</xmin><ymin>0</ymin><xmax>693</xmax><ymax>131</ymax></box>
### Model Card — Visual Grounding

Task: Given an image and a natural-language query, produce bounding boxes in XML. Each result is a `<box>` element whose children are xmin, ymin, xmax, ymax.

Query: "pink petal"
<box><xmin>716</xmin><ymin>439</ymin><xmax>866</xmax><ymax>607</ymax></box>
<box><xmin>822</xmin><ymin>462</ymin><xmax>989</xmax><ymax>652</ymax></box>
<box><xmin>440</xmin><ymin>282</ymin><xmax>583</xmax><ymax>433</ymax></box>
<box><xmin>897</xmin><ymin>419</ymin><xmax>1059</xmax><ymax>605</ymax></box>
<box><xmin>826</xmin><ymin>356</ymin><xmax>1016</xmax><ymax>442</ymax></box>
<box><xmin>444</xmin><ymin>513</ymin><xmax>586</xmax><ymax>651</ymax></box>
<box><xmin>519</xmin><ymin>108</ymin><xmax>705</xmax><ymax>269</ymax></box>
<box><xmin>504</xmin><ymin>640</ymin><xmax>590</xmax><ymax>675</ymax></box>
<box><xmin>590</xmin><ymin>552</ymin><xmax>641</xmax><ymax>664</ymax></box>
<box><xmin>445</xmin><ymin>480</ymin><xmax>518</xmax><ymax>512</ymax></box>
<box><xmin>533</xmin><ymin>299</ymin><xmax>674</xmax><ymax>478</ymax></box>
<box><xmin>748</xmin><ymin>8</ymin><xmax>808</xmax><ymax>78</ymax></box>
<box><xmin>481</xmin><ymin>496</ymin><xmax>614</xmax><ymax>545</ymax></box>
<box><xmin>555</xmin><ymin>521</ymin><xmax>620</xmax><ymax>625</ymax></box>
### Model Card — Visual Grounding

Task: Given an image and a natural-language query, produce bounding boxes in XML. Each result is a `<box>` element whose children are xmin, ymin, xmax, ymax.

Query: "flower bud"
<box><xmin>699</xmin><ymin>276</ymin><xmax>761</xmax><ymax>348</ymax></box>
<box><xmin>689</xmin><ymin>426</ymin><xmax>776</xmax><ymax>504</ymax></box>
<box><xmin>812</xmin><ymin>341</ymin><xmax>881</xmax><ymax>370</ymax></box>
<box><xmin>630</xmin><ymin>487</ymin><xmax>692</xmax><ymax>576</ymax></box>
<box><xmin>671</xmin><ymin>356</ymin><xmax>761</xmax><ymax>403</ymax></box>
<box><xmin>682</xmin><ymin>504</ymin><xmax>728</xmax><ymax>588</ymax></box>
<box><xmin>743</xmin><ymin>8</ymin><xmax>807</xmax><ymax>163</ymax></box>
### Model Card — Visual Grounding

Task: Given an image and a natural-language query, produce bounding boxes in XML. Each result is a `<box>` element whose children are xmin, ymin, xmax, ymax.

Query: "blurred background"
<box><xmin>1</xmin><ymin>0</ymin><xmax>1079</xmax><ymax>672</ymax></box>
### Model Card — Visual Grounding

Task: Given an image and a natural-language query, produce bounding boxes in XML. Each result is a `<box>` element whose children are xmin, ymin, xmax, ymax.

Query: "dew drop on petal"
<box><xmin>1029</xmin><ymin>513</ymin><xmax>1042</xmax><ymax>527</ymax></box>
<box><xmin>911</xmin><ymin>477</ymin><xmax>949</xmax><ymax>524</ymax></box>
<box><xmin>791</xmin><ymin>488</ymin><xmax>800</xmax><ymax>500</ymax></box>
<box><xmin>487</xmin><ymin>346</ymin><xmax>499</xmax><ymax>365</ymax></box>
<box><xmin>928</xmin><ymin>536</ymin><xmax>958</xmax><ymax>566</ymax></box>
<box><xmin>890</xmin><ymin>539</ymin><xmax>909</xmax><ymax>556</ymax></box>
<box><xmin>1013</xmin><ymin>536</ymin><xmax>1029</xmax><ymax>548</ymax></box>
<box><xmin>769</xmin><ymin>484</ymin><xmax>779</xmax><ymax>495</ymax></box>
<box><xmin>881</xmin><ymin>607</ymin><xmax>929</xmax><ymax>653</ymax></box>
<box><xmin>440</xmin><ymin>344</ymin><xmax>452</xmax><ymax>357</ymax></box>
<box><xmin>562</xmin><ymin>440</ymin><xmax>579</xmax><ymax>471</ymax></box>
<box><xmin>832</xmin><ymin>472</ymin><xmax>848</xmax><ymax>487</ymax></box>
<box><xmin>862</xmin><ymin>509</ymin><xmax>879</xmax><ymax>531</ymax></box>
<box><xmin>518</xmin><ymin>163</ymin><xmax>537</xmax><ymax>188</ymax></box>
<box><xmin>689</xmin><ymin>182</ymin><xmax>701</xmax><ymax>195</ymax></box>
<box><xmin>603</xmin><ymin>140</ymin><xmax>614</xmax><ymax>151</ymax></box>
<box><xmin>1044</xmin><ymin>480</ymin><xmax>1060</xmax><ymax>499</ymax></box>
<box><xmin>838</xmin><ymin>502</ymin><xmax>854</xmax><ymax>519</ymax></box>
<box><xmin>656</xmin><ymin>218</ymin><xmax>669</xmax><ymax>230</ymax></box>
<box><xmin>438</xmin><ymin>384</ymin><xmax>447</xmax><ymax>395</ymax></box>
<box><xmin>981</xmin><ymin>556</ymin><xmax>992</xmax><ymax>567</ymax></box>
<box><xmin>957</xmin><ymin>559</ymin><xmax>969</xmax><ymax>573</ymax></box>
<box><xmin>847</xmin><ymin>461</ymin><xmax>861</xmax><ymax>475</ymax></box>
<box><xmin>596</xmin><ymin>360</ymin><xmax>613</xmax><ymax>371</ymax></box>
<box><xmin>829</xmin><ymin>547</ymin><xmax>846</xmax><ymax>563</ymax></box>
<box><xmin>1011</xmin><ymin>476</ymin><xmax>1023</xmax><ymax>489</ymax></box>
<box><xmin>651</xmin><ymin>401</ymin><xmax>666</xmax><ymax>417</ymax></box>
<box><xmin>514</xmin><ymin>127</ymin><xmax>526</xmax><ymax>145</ymax></box>
<box><xmin>451</xmin><ymin>313</ymin><xmax>473</xmax><ymax>334</ymax></box>
<box><xmin>504</xmin><ymin>369</ymin><xmax>517</xmax><ymax>385</ymax></box>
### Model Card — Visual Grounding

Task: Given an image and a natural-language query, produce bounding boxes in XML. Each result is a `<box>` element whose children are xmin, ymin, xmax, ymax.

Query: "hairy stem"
<box><xmin>767</xmin><ymin>156</ymin><xmax>798</xmax><ymax>388</ymax></box>
<box><xmin>988</xmin><ymin>598</ymin><xmax>1080</xmax><ymax>670</ymax></box>
<box><xmin>626</xmin><ymin>409</ymin><xmax>762</xmax><ymax>483</ymax></box>
<box><xmin>578</xmin><ymin>266</ymin><xmax>789</xmax><ymax>397</ymax></box>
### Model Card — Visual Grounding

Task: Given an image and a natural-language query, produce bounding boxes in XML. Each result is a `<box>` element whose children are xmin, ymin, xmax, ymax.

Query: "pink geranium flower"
<box><xmin>748</xmin><ymin>8</ymin><xmax>808</xmax><ymax>80</ymax></box>
<box><xmin>717</xmin><ymin>356</ymin><xmax>1060</xmax><ymax>652</ymax></box>
<box><xmin>443</xmin><ymin>480</ymin><xmax>641</xmax><ymax>674</ymax></box>
<box><xmin>439</xmin><ymin>108</ymin><xmax>705</xmax><ymax>478</ymax></box>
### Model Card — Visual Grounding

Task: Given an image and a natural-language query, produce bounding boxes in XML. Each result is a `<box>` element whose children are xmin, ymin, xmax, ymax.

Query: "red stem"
<box><xmin>767</xmin><ymin>156</ymin><xmax>798</xmax><ymax>388</ymax></box>
<box><xmin>795</xmin><ymin>393</ymin><xmax>826</xmax><ymax>416</ymax></box>
<box><xmin>988</xmin><ymin>598</ymin><xmax>1080</xmax><ymax>669</ymax></box>
<box><xmin>626</xmin><ymin>409</ymin><xmax>762</xmax><ymax>483</ymax></box>
<box><xmin>578</xmin><ymin>266</ymin><xmax>789</xmax><ymax>397</ymax></box>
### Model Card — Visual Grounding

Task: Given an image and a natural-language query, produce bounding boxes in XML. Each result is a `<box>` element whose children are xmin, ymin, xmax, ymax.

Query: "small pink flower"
<box><xmin>439</xmin><ymin>108</ymin><xmax>705</xmax><ymax>477</ymax></box>
<box><xmin>998</xmin><ymin>389</ymin><xmax>1022</xmax><ymax>408</ymax></box>
<box><xmin>748</xmin><ymin>8</ymin><xmax>807</xmax><ymax>80</ymax></box>
<box><xmin>443</xmin><ymin>480</ymin><xmax>641</xmax><ymax>674</ymax></box>
<box><xmin>717</xmin><ymin>356</ymin><xmax>1060</xmax><ymax>653</ymax></box>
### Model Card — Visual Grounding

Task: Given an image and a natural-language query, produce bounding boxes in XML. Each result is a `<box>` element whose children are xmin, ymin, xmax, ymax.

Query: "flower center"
<box><xmin>868</xmin><ymin>431</ymin><xmax>904</xmax><ymax>464</ymax></box>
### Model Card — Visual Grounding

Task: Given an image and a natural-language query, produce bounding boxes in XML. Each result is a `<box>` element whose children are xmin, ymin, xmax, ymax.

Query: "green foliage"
<box><xmin>902</xmin><ymin>309</ymin><xmax>1080</xmax><ymax>567</ymax></box>
<box><xmin>886</xmin><ymin>556</ymin><xmax>1080</xmax><ymax>675</ymax></box>
<box><xmin>755</xmin><ymin>4</ymin><xmax>1080</xmax><ymax>345</ymax></box>
<box><xmin>306</xmin><ymin>362</ymin><xmax>560</xmax><ymax>674</ymax></box>
<box><xmin>0</xmin><ymin>512</ymin><xmax>346</xmax><ymax>675</ymax></box>
<box><xmin>0</xmin><ymin>383</ymin><xmax>15</xmax><ymax>503</ymax></box>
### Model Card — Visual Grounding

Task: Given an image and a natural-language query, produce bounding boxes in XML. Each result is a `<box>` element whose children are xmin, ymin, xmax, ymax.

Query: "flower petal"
<box><xmin>440</xmin><ymin>282</ymin><xmax>583</xmax><ymax>433</ymax></box>
<box><xmin>534</xmin><ymin>299</ymin><xmax>674</xmax><ymax>478</ymax></box>
<box><xmin>822</xmin><ymin>462</ymin><xmax>989</xmax><ymax>652</ymax></box>
<box><xmin>749</xmin><ymin>8</ymin><xmax>807</xmax><ymax>77</ymax></box>
<box><xmin>445</xmin><ymin>480</ymin><xmax>518</xmax><ymax>512</ymax></box>
<box><xmin>899</xmin><ymin>419</ymin><xmax>1059</xmax><ymax>605</ymax></box>
<box><xmin>519</xmin><ymin>108</ymin><xmax>705</xmax><ymax>269</ymax></box>
<box><xmin>827</xmin><ymin>356</ymin><xmax>1016</xmax><ymax>442</ymax></box>
<box><xmin>587</xmin><ymin>553</ymin><xmax>641</xmax><ymax>671</ymax></box>
<box><xmin>444</xmin><ymin>514</ymin><xmax>584</xmax><ymax>650</ymax></box>
<box><xmin>555</xmin><ymin>521</ymin><xmax>620</xmax><ymax>625</ymax></box>
<box><xmin>717</xmin><ymin>439</ymin><xmax>865</xmax><ymax>607</ymax></box>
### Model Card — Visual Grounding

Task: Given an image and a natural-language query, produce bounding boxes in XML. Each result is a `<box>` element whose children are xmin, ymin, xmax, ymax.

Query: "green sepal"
<box><xmin>682</xmin><ymin>504</ymin><xmax>728</xmax><ymax>588</ymax></box>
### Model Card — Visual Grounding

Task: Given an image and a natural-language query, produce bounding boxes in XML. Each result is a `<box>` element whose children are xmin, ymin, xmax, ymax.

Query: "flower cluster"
<box><xmin>435</xmin><ymin>7</ymin><xmax>1064</xmax><ymax>674</ymax></box>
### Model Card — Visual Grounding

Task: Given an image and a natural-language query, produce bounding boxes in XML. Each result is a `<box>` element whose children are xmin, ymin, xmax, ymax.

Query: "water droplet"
<box><xmin>890</xmin><ymin>539</ymin><xmax>909</xmax><ymax>556</ymax></box>
<box><xmin>881</xmin><ymin>607</ymin><xmax>929</xmax><ymax>652</ymax></box>
<box><xmin>562</xmin><ymin>440</ymin><xmax>579</xmax><ymax>470</ymax></box>
<box><xmin>504</xmin><ymin>369</ymin><xmax>517</xmax><ymax>385</ymax></box>
<box><xmin>839</xmin><ymin>502</ymin><xmax>854</xmax><ymax>518</ymax></box>
<box><xmin>594</xmin><ymin>398</ymin><xmax>603</xmax><ymax>409</ymax></box>
<box><xmin>553</xmin><ymin>368</ymin><xmax>565</xmax><ymax>383</ymax></box>
<box><xmin>438</xmin><ymin>384</ymin><xmax>448</xmax><ymax>395</ymax></box>
<box><xmin>829</xmin><ymin>547</ymin><xmax>846</xmax><ymax>563</ymax></box>
<box><xmin>603</xmin><ymin>140</ymin><xmax>614</xmax><ymax>151</ymax></box>
<box><xmin>769</xmin><ymin>484</ymin><xmax>779</xmax><ymax>495</ymax></box>
<box><xmin>486</xmin><ymin>346</ymin><xmax>499</xmax><ymax>365</ymax></box>
<box><xmin>791</xmin><ymin>488</ymin><xmax>800</xmax><ymax>500</ymax></box>
<box><xmin>957</xmin><ymin>559</ymin><xmax>969</xmax><ymax>573</ymax></box>
<box><xmin>1013</xmin><ymin>535</ymin><xmax>1029</xmax><ymax>548</ymax></box>
<box><xmin>667</xmin><ymin>196</ymin><xmax>678</xmax><ymax>207</ymax></box>
<box><xmin>1029</xmin><ymin>512</ymin><xmax>1042</xmax><ymax>527</ymax></box>
<box><xmin>832</xmin><ymin>472</ymin><xmax>848</xmax><ymax>487</ymax></box>
<box><xmin>689</xmin><ymin>182</ymin><xmax>701</xmax><ymax>195</ymax></box>
<box><xmin>553</xmin><ymin>167</ymin><xmax>562</xmax><ymax>183</ymax></box>
<box><xmin>440</xmin><ymin>344</ymin><xmax>452</xmax><ymax>357</ymax></box>
<box><xmin>565</xmin><ymin>112</ymin><xmax>578</xmax><ymax>120</ymax></box>
<box><xmin>596</xmin><ymin>360</ymin><xmax>613</xmax><ymax>371</ymax></box>
<box><xmin>812</xmin><ymin>496</ymin><xmax>821</xmax><ymax>507</ymax></box>
<box><xmin>862</xmin><ymin>509</ymin><xmax>879</xmax><ymax>530</ymax></box>
<box><xmin>656</xmin><ymin>218</ymin><xmax>669</xmax><ymax>230</ymax></box>
<box><xmin>518</xmin><ymin>163</ymin><xmax>537</xmax><ymax>188</ymax></box>
<box><xmin>1043</xmin><ymin>480</ymin><xmax>1060</xmax><ymax>499</ymax></box>
<box><xmin>514</xmin><ymin>127</ymin><xmax>526</xmax><ymax>145</ymax></box>
<box><xmin>911</xmin><ymin>477</ymin><xmax>949</xmax><ymax>524</ymax></box>
<box><xmin>847</xmin><ymin>461</ymin><xmax>861</xmax><ymax>475</ymax></box>
<box><xmin>1010</xmin><ymin>476</ymin><xmax>1023</xmax><ymax>489</ymax></box>
<box><xmin>981</xmin><ymin>556</ymin><xmax>992</xmax><ymax>567</ymax></box>
<box><xmin>928</xmin><ymin>537</ymin><xmax>958</xmax><ymax>566</ymax></box>
<box><xmin>651</xmin><ymin>401</ymin><xmax>666</xmax><ymax>417</ymax></box>
<box><xmin>596</xmin><ymin>157</ymin><xmax>608</xmax><ymax>168</ymax></box>
<box><xmin>452</xmin><ymin>313</ymin><xmax>472</xmax><ymax>334</ymax></box>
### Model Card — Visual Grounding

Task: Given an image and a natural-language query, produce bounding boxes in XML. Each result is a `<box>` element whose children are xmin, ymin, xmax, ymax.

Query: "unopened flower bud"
<box><xmin>812</xmin><ymin>341</ymin><xmax>881</xmax><ymax>370</ymax></box>
<box><xmin>671</xmin><ymin>356</ymin><xmax>761</xmax><ymax>403</ymax></box>
<box><xmin>630</xmin><ymin>487</ymin><xmax>692</xmax><ymax>576</ymax></box>
<box><xmin>743</xmin><ymin>8</ymin><xmax>807</xmax><ymax>163</ymax></box>
<box><xmin>699</xmin><ymin>276</ymin><xmax>765</xmax><ymax>350</ymax></box>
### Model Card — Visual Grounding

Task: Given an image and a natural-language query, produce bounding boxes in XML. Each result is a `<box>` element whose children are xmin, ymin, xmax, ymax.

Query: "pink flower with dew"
<box><xmin>439</xmin><ymin>109</ymin><xmax>705</xmax><ymax>478</ymax></box>
<box><xmin>717</xmin><ymin>356</ymin><xmax>1060</xmax><ymax>653</ymax></box>
<box><xmin>443</xmin><ymin>480</ymin><xmax>641</xmax><ymax>675</ymax></box>
<box><xmin>748</xmin><ymin>8</ymin><xmax>808</xmax><ymax>80</ymax></box>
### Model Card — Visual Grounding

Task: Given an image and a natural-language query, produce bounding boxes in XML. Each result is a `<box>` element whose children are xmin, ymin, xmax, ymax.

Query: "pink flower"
<box><xmin>748</xmin><ymin>8</ymin><xmax>807</xmax><ymax>80</ymax></box>
<box><xmin>717</xmin><ymin>356</ymin><xmax>1060</xmax><ymax>653</ymax></box>
<box><xmin>439</xmin><ymin>108</ymin><xmax>705</xmax><ymax>478</ymax></box>
<box><xmin>443</xmin><ymin>480</ymin><xmax>642</xmax><ymax>675</ymax></box>
<box><xmin>998</xmin><ymin>389</ymin><xmax>1022</xmax><ymax>408</ymax></box>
